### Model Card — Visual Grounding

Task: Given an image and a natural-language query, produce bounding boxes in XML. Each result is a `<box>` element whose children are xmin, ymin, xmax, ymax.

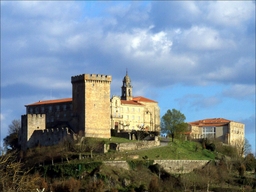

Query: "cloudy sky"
<box><xmin>1</xmin><ymin>1</ymin><xmax>255</xmax><ymax>153</ymax></box>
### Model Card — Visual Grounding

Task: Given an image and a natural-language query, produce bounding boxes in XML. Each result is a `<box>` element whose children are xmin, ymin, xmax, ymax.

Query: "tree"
<box><xmin>244</xmin><ymin>153</ymin><xmax>256</xmax><ymax>171</ymax></box>
<box><xmin>235</xmin><ymin>138</ymin><xmax>251</xmax><ymax>157</ymax></box>
<box><xmin>161</xmin><ymin>109</ymin><xmax>187</xmax><ymax>142</ymax></box>
<box><xmin>3</xmin><ymin>119</ymin><xmax>21</xmax><ymax>151</ymax></box>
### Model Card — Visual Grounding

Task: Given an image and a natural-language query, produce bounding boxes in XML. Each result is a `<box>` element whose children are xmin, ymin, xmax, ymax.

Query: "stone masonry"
<box><xmin>102</xmin><ymin>160</ymin><xmax>210</xmax><ymax>174</ymax></box>
<box><xmin>71</xmin><ymin>74</ymin><xmax>112</xmax><ymax>138</ymax></box>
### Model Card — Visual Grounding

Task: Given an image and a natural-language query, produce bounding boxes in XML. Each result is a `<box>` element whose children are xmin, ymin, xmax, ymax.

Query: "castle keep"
<box><xmin>19</xmin><ymin>73</ymin><xmax>160</xmax><ymax>150</ymax></box>
<box><xmin>71</xmin><ymin>74</ymin><xmax>112</xmax><ymax>138</ymax></box>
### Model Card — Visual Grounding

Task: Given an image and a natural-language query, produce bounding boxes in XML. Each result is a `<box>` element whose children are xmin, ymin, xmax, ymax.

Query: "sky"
<box><xmin>1</xmin><ymin>1</ymin><xmax>255</xmax><ymax>154</ymax></box>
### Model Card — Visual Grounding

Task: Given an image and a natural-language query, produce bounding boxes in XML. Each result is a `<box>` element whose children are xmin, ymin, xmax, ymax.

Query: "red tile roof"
<box><xmin>132</xmin><ymin>96</ymin><xmax>157</xmax><ymax>103</ymax></box>
<box><xmin>26</xmin><ymin>98</ymin><xmax>72</xmax><ymax>106</ymax></box>
<box><xmin>25</xmin><ymin>96</ymin><xmax>157</xmax><ymax>107</ymax></box>
<box><xmin>121</xmin><ymin>100</ymin><xmax>143</xmax><ymax>105</ymax></box>
<box><xmin>188</xmin><ymin>118</ymin><xmax>231</xmax><ymax>127</ymax></box>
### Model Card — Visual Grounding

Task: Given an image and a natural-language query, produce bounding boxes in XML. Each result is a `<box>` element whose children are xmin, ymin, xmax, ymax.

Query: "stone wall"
<box><xmin>109</xmin><ymin>140</ymin><xmax>160</xmax><ymax>152</ymax></box>
<box><xmin>154</xmin><ymin>160</ymin><xmax>210</xmax><ymax>174</ymax></box>
<box><xmin>27</xmin><ymin>127</ymin><xmax>73</xmax><ymax>149</ymax></box>
<box><xmin>102</xmin><ymin>160</ymin><xmax>210</xmax><ymax>174</ymax></box>
<box><xmin>103</xmin><ymin>161</ymin><xmax>130</xmax><ymax>170</ymax></box>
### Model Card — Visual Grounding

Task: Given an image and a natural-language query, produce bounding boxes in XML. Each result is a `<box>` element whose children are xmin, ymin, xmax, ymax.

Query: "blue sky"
<box><xmin>1</xmin><ymin>1</ymin><xmax>255</xmax><ymax>153</ymax></box>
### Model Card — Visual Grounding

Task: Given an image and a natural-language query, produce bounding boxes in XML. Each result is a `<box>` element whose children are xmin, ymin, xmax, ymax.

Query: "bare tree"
<box><xmin>0</xmin><ymin>150</ymin><xmax>46</xmax><ymax>191</ymax></box>
<box><xmin>235</xmin><ymin>138</ymin><xmax>251</xmax><ymax>157</ymax></box>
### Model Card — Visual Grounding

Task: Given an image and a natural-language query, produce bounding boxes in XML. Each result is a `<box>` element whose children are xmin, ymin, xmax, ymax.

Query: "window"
<box><xmin>46</xmin><ymin>116</ymin><xmax>50</xmax><ymax>122</ymax></box>
<box><xmin>202</xmin><ymin>127</ymin><xmax>215</xmax><ymax>139</ymax></box>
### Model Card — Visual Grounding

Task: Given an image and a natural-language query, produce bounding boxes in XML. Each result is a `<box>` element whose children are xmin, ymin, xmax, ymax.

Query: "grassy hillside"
<box><xmin>77</xmin><ymin>137</ymin><xmax>216</xmax><ymax>162</ymax></box>
<box><xmin>104</xmin><ymin>138</ymin><xmax>215</xmax><ymax>161</ymax></box>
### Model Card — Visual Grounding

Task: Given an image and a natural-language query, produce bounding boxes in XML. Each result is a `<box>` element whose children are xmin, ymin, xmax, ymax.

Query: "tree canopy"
<box><xmin>161</xmin><ymin>109</ymin><xmax>187</xmax><ymax>141</ymax></box>
<box><xmin>3</xmin><ymin>119</ymin><xmax>21</xmax><ymax>151</ymax></box>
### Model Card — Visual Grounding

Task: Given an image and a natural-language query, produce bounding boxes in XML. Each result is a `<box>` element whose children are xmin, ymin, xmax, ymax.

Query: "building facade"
<box><xmin>188</xmin><ymin>118</ymin><xmax>245</xmax><ymax>147</ymax></box>
<box><xmin>19</xmin><ymin>72</ymin><xmax>160</xmax><ymax>150</ymax></box>
<box><xmin>110</xmin><ymin>72</ymin><xmax>160</xmax><ymax>132</ymax></box>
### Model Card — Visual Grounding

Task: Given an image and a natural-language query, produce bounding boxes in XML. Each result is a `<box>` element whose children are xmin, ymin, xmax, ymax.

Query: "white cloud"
<box><xmin>181</xmin><ymin>26</ymin><xmax>235</xmax><ymax>50</ymax></box>
<box><xmin>206</xmin><ymin>1</ymin><xmax>255</xmax><ymax>27</ymax></box>
<box><xmin>205</xmin><ymin>57</ymin><xmax>255</xmax><ymax>84</ymax></box>
<box><xmin>222</xmin><ymin>84</ymin><xmax>255</xmax><ymax>101</ymax></box>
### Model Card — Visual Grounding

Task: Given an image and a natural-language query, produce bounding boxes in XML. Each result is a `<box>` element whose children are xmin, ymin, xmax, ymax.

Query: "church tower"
<box><xmin>121</xmin><ymin>71</ymin><xmax>133</xmax><ymax>101</ymax></box>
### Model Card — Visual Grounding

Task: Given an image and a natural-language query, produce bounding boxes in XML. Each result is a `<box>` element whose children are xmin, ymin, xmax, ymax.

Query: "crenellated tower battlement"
<box><xmin>71</xmin><ymin>74</ymin><xmax>112</xmax><ymax>83</ymax></box>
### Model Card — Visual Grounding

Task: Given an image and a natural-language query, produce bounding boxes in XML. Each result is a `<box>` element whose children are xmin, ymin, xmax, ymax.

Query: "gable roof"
<box><xmin>132</xmin><ymin>96</ymin><xmax>157</xmax><ymax>103</ymax></box>
<box><xmin>188</xmin><ymin>118</ymin><xmax>231</xmax><ymax>127</ymax></box>
<box><xmin>26</xmin><ymin>98</ymin><xmax>72</xmax><ymax>107</ymax></box>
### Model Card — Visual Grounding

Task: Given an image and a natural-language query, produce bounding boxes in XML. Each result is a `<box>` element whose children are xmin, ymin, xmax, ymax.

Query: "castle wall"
<box><xmin>27</xmin><ymin>127</ymin><xmax>72</xmax><ymax>148</ymax></box>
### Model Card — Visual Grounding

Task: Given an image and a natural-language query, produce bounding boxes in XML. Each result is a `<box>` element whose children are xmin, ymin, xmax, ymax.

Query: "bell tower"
<box><xmin>121</xmin><ymin>70</ymin><xmax>133</xmax><ymax>101</ymax></box>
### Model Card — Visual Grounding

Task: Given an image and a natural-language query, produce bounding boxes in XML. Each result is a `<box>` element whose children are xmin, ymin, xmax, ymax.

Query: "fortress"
<box><xmin>19</xmin><ymin>72</ymin><xmax>160</xmax><ymax>150</ymax></box>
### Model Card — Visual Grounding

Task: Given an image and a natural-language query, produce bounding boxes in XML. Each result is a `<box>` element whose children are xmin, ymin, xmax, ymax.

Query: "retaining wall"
<box><xmin>109</xmin><ymin>140</ymin><xmax>160</xmax><ymax>152</ymax></box>
<box><xmin>102</xmin><ymin>159</ymin><xmax>210</xmax><ymax>174</ymax></box>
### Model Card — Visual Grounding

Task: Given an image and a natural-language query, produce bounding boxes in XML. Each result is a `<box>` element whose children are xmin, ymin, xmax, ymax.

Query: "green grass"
<box><xmin>66</xmin><ymin>137</ymin><xmax>215</xmax><ymax>161</ymax></box>
<box><xmin>116</xmin><ymin>139</ymin><xmax>215</xmax><ymax>160</ymax></box>
<box><xmin>108</xmin><ymin>137</ymin><xmax>137</xmax><ymax>143</ymax></box>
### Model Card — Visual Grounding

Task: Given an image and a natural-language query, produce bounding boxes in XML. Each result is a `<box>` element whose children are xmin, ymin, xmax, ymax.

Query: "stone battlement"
<box><xmin>22</xmin><ymin>114</ymin><xmax>45</xmax><ymax>118</ymax></box>
<box><xmin>71</xmin><ymin>74</ymin><xmax>112</xmax><ymax>83</ymax></box>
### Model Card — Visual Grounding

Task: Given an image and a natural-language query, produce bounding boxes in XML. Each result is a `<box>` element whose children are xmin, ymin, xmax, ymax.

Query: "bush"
<box><xmin>238</xmin><ymin>163</ymin><xmax>246</xmax><ymax>177</ymax></box>
<box><xmin>51</xmin><ymin>178</ymin><xmax>80</xmax><ymax>192</ymax></box>
<box><xmin>148</xmin><ymin>177</ymin><xmax>160</xmax><ymax>192</ymax></box>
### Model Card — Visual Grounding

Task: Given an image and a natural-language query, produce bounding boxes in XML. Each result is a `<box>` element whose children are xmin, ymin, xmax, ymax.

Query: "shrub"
<box><xmin>51</xmin><ymin>178</ymin><xmax>81</xmax><ymax>192</ymax></box>
<box><xmin>148</xmin><ymin>177</ymin><xmax>160</xmax><ymax>192</ymax></box>
<box><xmin>238</xmin><ymin>163</ymin><xmax>246</xmax><ymax>177</ymax></box>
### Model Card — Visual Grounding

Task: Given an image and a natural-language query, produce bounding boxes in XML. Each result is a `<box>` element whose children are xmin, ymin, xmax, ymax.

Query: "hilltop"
<box><xmin>1</xmin><ymin>137</ymin><xmax>255</xmax><ymax>192</ymax></box>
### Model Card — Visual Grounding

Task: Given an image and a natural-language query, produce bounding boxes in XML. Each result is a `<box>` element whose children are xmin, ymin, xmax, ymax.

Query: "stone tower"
<box><xmin>121</xmin><ymin>71</ymin><xmax>133</xmax><ymax>101</ymax></box>
<box><xmin>20</xmin><ymin>114</ymin><xmax>46</xmax><ymax>150</ymax></box>
<box><xmin>71</xmin><ymin>74</ymin><xmax>112</xmax><ymax>138</ymax></box>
